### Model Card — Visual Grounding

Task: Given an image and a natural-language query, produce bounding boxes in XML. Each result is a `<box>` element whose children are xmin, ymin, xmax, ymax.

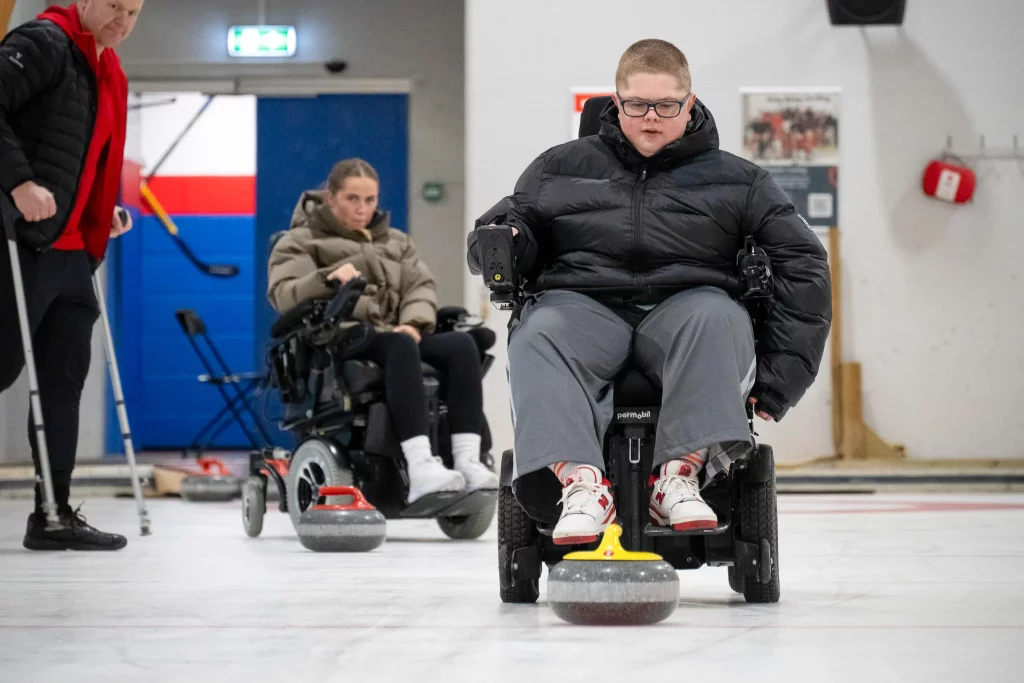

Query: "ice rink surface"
<box><xmin>2</xmin><ymin>493</ymin><xmax>1022</xmax><ymax>683</ymax></box>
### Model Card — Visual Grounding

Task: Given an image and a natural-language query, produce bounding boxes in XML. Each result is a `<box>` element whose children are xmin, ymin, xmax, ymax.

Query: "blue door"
<box><xmin>253</xmin><ymin>93</ymin><xmax>410</xmax><ymax>445</ymax></box>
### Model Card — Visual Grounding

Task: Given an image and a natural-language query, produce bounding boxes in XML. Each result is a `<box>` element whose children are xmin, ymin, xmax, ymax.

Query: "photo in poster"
<box><xmin>740</xmin><ymin>88</ymin><xmax>840</xmax><ymax>227</ymax></box>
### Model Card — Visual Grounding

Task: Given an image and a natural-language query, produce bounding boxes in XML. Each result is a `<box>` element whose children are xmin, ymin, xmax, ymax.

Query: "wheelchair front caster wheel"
<box><xmin>242</xmin><ymin>476</ymin><xmax>266</xmax><ymax>537</ymax></box>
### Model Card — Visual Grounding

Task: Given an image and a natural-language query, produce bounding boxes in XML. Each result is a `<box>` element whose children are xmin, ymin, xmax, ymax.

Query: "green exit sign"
<box><xmin>228</xmin><ymin>25</ymin><xmax>297</xmax><ymax>58</ymax></box>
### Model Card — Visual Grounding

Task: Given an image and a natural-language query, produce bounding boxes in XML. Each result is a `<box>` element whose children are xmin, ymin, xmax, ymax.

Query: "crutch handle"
<box><xmin>2</xmin><ymin>193</ymin><xmax>23</xmax><ymax>241</ymax></box>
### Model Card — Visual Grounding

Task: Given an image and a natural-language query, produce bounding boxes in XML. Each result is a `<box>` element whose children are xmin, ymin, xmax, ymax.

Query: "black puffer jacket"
<box><xmin>0</xmin><ymin>19</ymin><xmax>97</xmax><ymax>249</ymax></box>
<box><xmin>468</xmin><ymin>99</ymin><xmax>831</xmax><ymax>420</ymax></box>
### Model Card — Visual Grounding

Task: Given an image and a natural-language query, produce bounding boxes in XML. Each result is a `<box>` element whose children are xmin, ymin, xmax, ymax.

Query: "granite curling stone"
<box><xmin>180</xmin><ymin>459</ymin><xmax>241</xmax><ymax>502</ymax></box>
<box><xmin>547</xmin><ymin>524</ymin><xmax>679</xmax><ymax>625</ymax></box>
<box><xmin>294</xmin><ymin>485</ymin><xmax>387</xmax><ymax>552</ymax></box>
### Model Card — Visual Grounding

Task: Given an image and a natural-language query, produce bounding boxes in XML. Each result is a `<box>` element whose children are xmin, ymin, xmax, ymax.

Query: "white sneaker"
<box><xmin>649</xmin><ymin>473</ymin><xmax>718</xmax><ymax>531</ymax></box>
<box><xmin>552</xmin><ymin>478</ymin><xmax>616</xmax><ymax>545</ymax></box>
<box><xmin>407</xmin><ymin>456</ymin><xmax>466</xmax><ymax>504</ymax></box>
<box><xmin>453</xmin><ymin>457</ymin><xmax>498</xmax><ymax>492</ymax></box>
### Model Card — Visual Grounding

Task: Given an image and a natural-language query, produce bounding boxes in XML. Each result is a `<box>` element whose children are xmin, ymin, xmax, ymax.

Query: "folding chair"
<box><xmin>175</xmin><ymin>309</ymin><xmax>273</xmax><ymax>456</ymax></box>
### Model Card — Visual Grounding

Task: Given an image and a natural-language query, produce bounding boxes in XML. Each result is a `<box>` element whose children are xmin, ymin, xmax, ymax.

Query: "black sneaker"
<box><xmin>23</xmin><ymin>505</ymin><xmax>128</xmax><ymax>551</ymax></box>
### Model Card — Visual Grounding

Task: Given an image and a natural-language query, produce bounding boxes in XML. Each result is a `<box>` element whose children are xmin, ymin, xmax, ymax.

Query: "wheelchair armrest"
<box><xmin>270</xmin><ymin>277</ymin><xmax>368</xmax><ymax>340</ymax></box>
<box><xmin>476</xmin><ymin>225</ymin><xmax>523</xmax><ymax>310</ymax></box>
<box><xmin>270</xmin><ymin>299</ymin><xmax>323</xmax><ymax>339</ymax></box>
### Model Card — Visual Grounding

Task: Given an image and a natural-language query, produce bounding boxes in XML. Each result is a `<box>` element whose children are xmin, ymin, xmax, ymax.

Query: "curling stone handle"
<box><xmin>318</xmin><ymin>485</ymin><xmax>376</xmax><ymax>510</ymax></box>
<box><xmin>196</xmin><ymin>457</ymin><xmax>230</xmax><ymax>476</ymax></box>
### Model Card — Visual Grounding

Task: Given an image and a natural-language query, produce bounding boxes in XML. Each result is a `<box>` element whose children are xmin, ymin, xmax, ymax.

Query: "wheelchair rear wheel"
<box><xmin>287</xmin><ymin>439</ymin><xmax>354</xmax><ymax>530</ymax></box>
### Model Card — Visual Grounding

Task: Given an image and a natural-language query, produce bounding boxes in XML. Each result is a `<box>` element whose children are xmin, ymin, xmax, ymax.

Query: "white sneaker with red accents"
<box><xmin>552</xmin><ymin>477</ymin><xmax>616</xmax><ymax>545</ymax></box>
<box><xmin>649</xmin><ymin>473</ymin><xmax>718</xmax><ymax>531</ymax></box>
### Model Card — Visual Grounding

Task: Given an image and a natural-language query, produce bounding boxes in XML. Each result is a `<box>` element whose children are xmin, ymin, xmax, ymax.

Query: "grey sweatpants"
<box><xmin>506</xmin><ymin>287</ymin><xmax>756</xmax><ymax>482</ymax></box>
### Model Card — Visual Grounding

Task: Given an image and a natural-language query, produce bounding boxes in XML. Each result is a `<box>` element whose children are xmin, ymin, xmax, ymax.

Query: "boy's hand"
<box><xmin>487</xmin><ymin>224</ymin><xmax>518</xmax><ymax>237</ymax></box>
<box><xmin>748</xmin><ymin>396</ymin><xmax>773</xmax><ymax>422</ymax></box>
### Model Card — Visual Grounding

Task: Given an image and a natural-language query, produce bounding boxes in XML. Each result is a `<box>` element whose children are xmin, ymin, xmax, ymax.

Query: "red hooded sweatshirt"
<box><xmin>39</xmin><ymin>4</ymin><xmax>128</xmax><ymax>260</ymax></box>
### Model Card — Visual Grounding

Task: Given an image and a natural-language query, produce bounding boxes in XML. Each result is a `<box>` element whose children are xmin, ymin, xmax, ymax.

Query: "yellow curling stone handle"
<box><xmin>563</xmin><ymin>524</ymin><xmax>664</xmax><ymax>561</ymax></box>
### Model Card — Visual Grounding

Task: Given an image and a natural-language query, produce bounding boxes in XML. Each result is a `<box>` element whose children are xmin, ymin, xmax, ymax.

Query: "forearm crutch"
<box><xmin>1</xmin><ymin>200</ymin><xmax>60</xmax><ymax>530</ymax></box>
<box><xmin>92</xmin><ymin>271</ymin><xmax>151</xmax><ymax>535</ymax></box>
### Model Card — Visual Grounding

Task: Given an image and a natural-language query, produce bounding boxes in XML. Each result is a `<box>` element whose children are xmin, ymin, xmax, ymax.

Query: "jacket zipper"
<box><xmin>38</xmin><ymin>47</ymin><xmax>98</xmax><ymax>252</ymax></box>
<box><xmin>630</xmin><ymin>164</ymin><xmax>648</xmax><ymax>292</ymax></box>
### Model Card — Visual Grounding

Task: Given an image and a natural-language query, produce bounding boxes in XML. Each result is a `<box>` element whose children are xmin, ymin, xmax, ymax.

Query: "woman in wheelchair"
<box><xmin>268</xmin><ymin>158</ymin><xmax>498</xmax><ymax>503</ymax></box>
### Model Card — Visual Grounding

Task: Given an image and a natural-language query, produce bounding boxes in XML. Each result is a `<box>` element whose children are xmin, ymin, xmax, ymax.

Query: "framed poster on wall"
<box><xmin>740</xmin><ymin>88</ymin><xmax>840</xmax><ymax>227</ymax></box>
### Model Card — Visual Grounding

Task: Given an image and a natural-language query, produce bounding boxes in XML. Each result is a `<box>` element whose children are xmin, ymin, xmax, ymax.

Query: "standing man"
<box><xmin>0</xmin><ymin>0</ymin><xmax>145</xmax><ymax>550</ymax></box>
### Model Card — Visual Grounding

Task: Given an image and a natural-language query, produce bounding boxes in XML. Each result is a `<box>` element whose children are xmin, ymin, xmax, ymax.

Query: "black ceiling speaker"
<box><xmin>827</xmin><ymin>0</ymin><xmax>906</xmax><ymax>25</ymax></box>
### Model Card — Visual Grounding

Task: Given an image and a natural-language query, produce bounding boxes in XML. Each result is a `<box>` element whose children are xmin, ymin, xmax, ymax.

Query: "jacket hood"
<box><xmin>290</xmin><ymin>189</ymin><xmax>390</xmax><ymax>239</ymax></box>
<box><xmin>597</xmin><ymin>96</ymin><xmax>720</xmax><ymax>170</ymax></box>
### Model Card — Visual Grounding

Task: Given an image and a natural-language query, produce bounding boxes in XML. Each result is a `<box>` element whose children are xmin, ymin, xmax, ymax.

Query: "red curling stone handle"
<box><xmin>197</xmin><ymin>457</ymin><xmax>230</xmax><ymax>476</ymax></box>
<box><xmin>316</xmin><ymin>485</ymin><xmax>377</xmax><ymax>511</ymax></box>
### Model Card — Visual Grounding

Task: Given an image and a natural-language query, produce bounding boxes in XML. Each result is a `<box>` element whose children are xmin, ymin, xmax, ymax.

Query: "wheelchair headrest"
<box><xmin>579</xmin><ymin>96</ymin><xmax>614</xmax><ymax>138</ymax></box>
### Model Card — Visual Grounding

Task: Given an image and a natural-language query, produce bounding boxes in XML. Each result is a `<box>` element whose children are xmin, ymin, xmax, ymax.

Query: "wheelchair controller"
<box><xmin>737</xmin><ymin>238</ymin><xmax>773</xmax><ymax>300</ymax></box>
<box><xmin>476</xmin><ymin>225</ymin><xmax>519</xmax><ymax>310</ymax></box>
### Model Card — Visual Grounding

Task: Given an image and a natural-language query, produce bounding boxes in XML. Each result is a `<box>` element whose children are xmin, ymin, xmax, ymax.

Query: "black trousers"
<box><xmin>0</xmin><ymin>238</ymin><xmax>98</xmax><ymax>512</ymax></box>
<box><xmin>366</xmin><ymin>331</ymin><xmax>483</xmax><ymax>442</ymax></box>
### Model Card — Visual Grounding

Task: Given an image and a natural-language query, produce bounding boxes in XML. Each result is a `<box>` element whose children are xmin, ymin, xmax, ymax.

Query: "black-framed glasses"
<box><xmin>617</xmin><ymin>92</ymin><xmax>691</xmax><ymax>118</ymax></box>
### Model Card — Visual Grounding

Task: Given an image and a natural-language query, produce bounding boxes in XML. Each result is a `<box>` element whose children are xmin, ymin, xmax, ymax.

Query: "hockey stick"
<box><xmin>140</xmin><ymin>95</ymin><xmax>239</xmax><ymax>278</ymax></box>
<box><xmin>140</xmin><ymin>183</ymin><xmax>239</xmax><ymax>277</ymax></box>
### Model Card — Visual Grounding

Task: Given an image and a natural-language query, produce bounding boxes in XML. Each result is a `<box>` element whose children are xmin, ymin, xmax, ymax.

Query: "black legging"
<box><xmin>365</xmin><ymin>330</ymin><xmax>483</xmax><ymax>442</ymax></box>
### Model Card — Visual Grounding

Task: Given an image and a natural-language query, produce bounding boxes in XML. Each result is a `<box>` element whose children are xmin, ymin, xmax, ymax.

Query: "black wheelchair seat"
<box><xmin>613</xmin><ymin>367</ymin><xmax>662</xmax><ymax>407</ymax></box>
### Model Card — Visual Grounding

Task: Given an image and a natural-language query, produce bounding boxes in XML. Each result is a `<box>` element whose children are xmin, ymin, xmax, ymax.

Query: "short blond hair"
<box><xmin>615</xmin><ymin>39</ymin><xmax>691</xmax><ymax>92</ymax></box>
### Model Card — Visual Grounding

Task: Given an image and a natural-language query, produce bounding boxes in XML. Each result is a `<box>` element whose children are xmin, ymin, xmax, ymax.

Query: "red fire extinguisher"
<box><xmin>922</xmin><ymin>155</ymin><xmax>976</xmax><ymax>204</ymax></box>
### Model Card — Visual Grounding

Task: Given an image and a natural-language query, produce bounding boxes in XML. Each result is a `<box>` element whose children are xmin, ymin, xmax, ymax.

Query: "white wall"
<box><xmin>466</xmin><ymin>0</ymin><xmax>1024</xmax><ymax>463</ymax></box>
<box><xmin>7</xmin><ymin>0</ymin><xmax>45</xmax><ymax>29</ymax></box>
<box><xmin>135</xmin><ymin>94</ymin><xmax>257</xmax><ymax>177</ymax></box>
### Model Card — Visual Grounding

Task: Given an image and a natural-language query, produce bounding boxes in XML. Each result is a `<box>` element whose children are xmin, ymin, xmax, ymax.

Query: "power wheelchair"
<box><xmin>481</xmin><ymin>94</ymin><xmax>781</xmax><ymax>605</ymax></box>
<box><xmin>242</xmin><ymin>234</ymin><xmax>499</xmax><ymax>542</ymax></box>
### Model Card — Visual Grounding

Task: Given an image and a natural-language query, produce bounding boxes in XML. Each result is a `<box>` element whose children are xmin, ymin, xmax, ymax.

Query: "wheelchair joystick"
<box><xmin>476</xmin><ymin>225</ymin><xmax>520</xmax><ymax>311</ymax></box>
<box><xmin>737</xmin><ymin>239</ymin><xmax>773</xmax><ymax>300</ymax></box>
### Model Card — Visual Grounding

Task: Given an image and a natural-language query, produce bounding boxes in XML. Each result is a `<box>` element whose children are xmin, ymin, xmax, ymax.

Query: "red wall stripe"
<box><xmin>138</xmin><ymin>176</ymin><xmax>256</xmax><ymax>216</ymax></box>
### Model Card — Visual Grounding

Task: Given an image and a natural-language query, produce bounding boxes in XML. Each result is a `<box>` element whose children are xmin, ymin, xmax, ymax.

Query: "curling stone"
<box><xmin>180</xmin><ymin>458</ymin><xmax>241</xmax><ymax>502</ymax></box>
<box><xmin>294</xmin><ymin>485</ymin><xmax>386</xmax><ymax>552</ymax></box>
<box><xmin>547</xmin><ymin>524</ymin><xmax>679</xmax><ymax>626</ymax></box>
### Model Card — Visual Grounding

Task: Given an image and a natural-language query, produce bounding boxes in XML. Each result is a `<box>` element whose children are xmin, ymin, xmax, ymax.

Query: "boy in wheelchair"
<box><xmin>468</xmin><ymin>40</ymin><xmax>831</xmax><ymax>546</ymax></box>
<box><xmin>268</xmin><ymin>158</ymin><xmax>498</xmax><ymax>508</ymax></box>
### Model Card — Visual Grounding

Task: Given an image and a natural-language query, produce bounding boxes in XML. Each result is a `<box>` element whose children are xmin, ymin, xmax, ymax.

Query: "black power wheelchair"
<box><xmin>482</xmin><ymin>95</ymin><xmax>781</xmax><ymax>605</ymax></box>
<box><xmin>241</xmin><ymin>233</ymin><xmax>499</xmax><ymax>542</ymax></box>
